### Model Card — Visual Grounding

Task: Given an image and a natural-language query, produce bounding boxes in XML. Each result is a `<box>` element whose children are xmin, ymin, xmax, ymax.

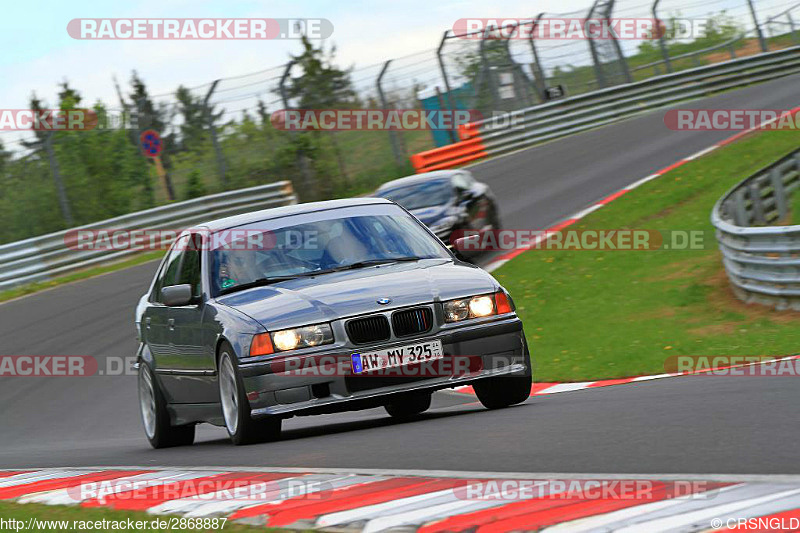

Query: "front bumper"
<box><xmin>241</xmin><ymin>317</ymin><xmax>529</xmax><ymax>419</ymax></box>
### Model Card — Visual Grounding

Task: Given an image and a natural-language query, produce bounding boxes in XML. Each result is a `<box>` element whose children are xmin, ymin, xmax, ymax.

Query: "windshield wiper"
<box><xmin>218</xmin><ymin>257</ymin><xmax>426</xmax><ymax>295</ymax></box>
<box><xmin>217</xmin><ymin>275</ymin><xmax>303</xmax><ymax>296</ymax></box>
<box><xmin>331</xmin><ymin>256</ymin><xmax>425</xmax><ymax>272</ymax></box>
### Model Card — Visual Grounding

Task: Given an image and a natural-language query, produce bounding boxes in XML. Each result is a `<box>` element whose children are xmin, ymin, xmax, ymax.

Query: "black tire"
<box><xmin>385</xmin><ymin>392</ymin><xmax>432</xmax><ymax>420</ymax></box>
<box><xmin>138</xmin><ymin>363</ymin><xmax>195</xmax><ymax>449</ymax></box>
<box><xmin>218</xmin><ymin>344</ymin><xmax>281</xmax><ymax>446</ymax></box>
<box><xmin>473</xmin><ymin>373</ymin><xmax>531</xmax><ymax>409</ymax></box>
<box><xmin>488</xmin><ymin>204</ymin><xmax>502</xmax><ymax>231</ymax></box>
<box><xmin>473</xmin><ymin>342</ymin><xmax>532</xmax><ymax>409</ymax></box>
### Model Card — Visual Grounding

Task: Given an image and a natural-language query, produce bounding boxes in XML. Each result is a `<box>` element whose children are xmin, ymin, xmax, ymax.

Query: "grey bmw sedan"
<box><xmin>135</xmin><ymin>198</ymin><xmax>531</xmax><ymax>447</ymax></box>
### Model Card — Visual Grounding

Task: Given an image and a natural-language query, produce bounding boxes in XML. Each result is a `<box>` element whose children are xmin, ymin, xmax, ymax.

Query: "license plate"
<box><xmin>351</xmin><ymin>340</ymin><xmax>443</xmax><ymax>374</ymax></box>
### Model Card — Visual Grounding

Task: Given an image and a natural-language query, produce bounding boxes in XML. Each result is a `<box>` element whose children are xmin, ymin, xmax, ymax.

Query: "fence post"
<box><xmin>377</xmin><ymin>60</ymin><xmax>406</xmax><ymax>166</ymax></box>
<box><xmin>788</xmin><ymin>12</ymin><xmax>798</xmax><ymax>43</ymax></box>
<box><xmin>204</xmin><ymin>80</ymin><xmax>228</xmax><ymax>188</ymax></box>
<box><xmin>528</xmin><ymin>13</ymin><xmax>548</xmax><ymax>100</ymax></box>
<box><xmin>279</xmin><ymin>60</ymin><xmax>316</xmax><ymax>201</ymax></box>
<box><xmin>479</xmin><ymin>24</ymin><xmax>502</xmax><ymax>111</ymax></box>
<box><xmin>748</xmin><ymin>181</ymin><xmax>766</xmax><ymax>225</ymax></box>
<box><xmin>436</xmin><ymin>31</ymin><xmax>459</xmax><ymax>143</ymax></box>
<box><xmin>652</xmin><ymin>0</ymin><xmax>672</xmax><ymax>73</ymax></box>
<box><xmin>747</xmin><ymin>0</ymin><xmax>769</xmax><ymax>53</ymax></box>
<box><xmin>770</xmin><ymin>167</ymin><xmax>788</xmax><ymax>220</ymax></box>
<box><xmin>44</xmin><ymin>132</ymin><xmax>73</xmax><ymax>226</ymax></box>
<box><xmin>587</xmin><ymin>1</ymin><xmax>607</xmax><ymax>88</ymax></box>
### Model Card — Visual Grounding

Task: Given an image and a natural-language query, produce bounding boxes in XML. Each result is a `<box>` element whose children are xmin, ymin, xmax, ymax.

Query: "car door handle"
<box><xmin>168</xmin><ymin>318</ymin><xmax>175</xmax><ymax>331</ymax></box>
<box><xmin>145</xmin><ymin>317</ymin><xmax>151</xmax><ymax>329</ymax></box>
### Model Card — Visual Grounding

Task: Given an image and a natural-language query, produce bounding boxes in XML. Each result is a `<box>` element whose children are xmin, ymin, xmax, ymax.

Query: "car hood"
<box><xmin>410</xmin><ymin>204</ymin><xmax>453</xmax><ymax>226</ymax></box>
<box><xmin>214</xmin><ymin>259</ymin><xmax>497</xmax><ymax>330</ymax></box>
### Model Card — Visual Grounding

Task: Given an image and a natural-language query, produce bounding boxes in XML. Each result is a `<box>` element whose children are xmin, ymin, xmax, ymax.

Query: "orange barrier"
<box><xmin>457</xmin><ymin>121</ymin><xmax>481</xmax><ymax>140</ymax></box>
<box><xmin>410</xmin><ymin>135</ymin><xmax>487</xmax><ymax>173</ymax></box>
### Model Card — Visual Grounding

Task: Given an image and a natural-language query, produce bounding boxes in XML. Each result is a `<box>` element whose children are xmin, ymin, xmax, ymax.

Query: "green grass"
<box><xmin>0</xmin><ymin>500</ymin><xmax>287</xmax><ymax>532</ymax></box>
<box><xmin>791</xmin><ymin>187</ymin><xmax>800</xmax><ymax>224</ymax></box>
<box><xmin>493</xmin><ymin>128</ymin><xmax>800</xmax><ymax>382</ymax></box>
<box><xmin>0</xmin><ymin>251</ymin><xmax>163</xmax><ymax>304</ymax></box>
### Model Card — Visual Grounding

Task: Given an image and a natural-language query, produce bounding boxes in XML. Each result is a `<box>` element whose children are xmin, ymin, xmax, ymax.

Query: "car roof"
<box><xmin>193</xmin><ymin>197</ymin><xmax>396</xmax><ymax>232</ymax></box>
<box><xmin>375</xmin><ymin>170</ymin><xmax>461</xmax><ymax>192</ymax></box>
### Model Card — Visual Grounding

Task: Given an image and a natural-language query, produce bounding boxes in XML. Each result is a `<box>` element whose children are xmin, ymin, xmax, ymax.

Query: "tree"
<box><xmin>285</xmin><ymin>36</ymin><xmax>356</xmax><ymax>194</ymax></box>
<box><xmin>175</xmin><ymin>85</ymin><xmax>208</xmax><ymax>151</ymax></box>
<box><xmin>184</xmin><ymin>169</ymin><xmax>207</xmax><ymax>199</ymax></box>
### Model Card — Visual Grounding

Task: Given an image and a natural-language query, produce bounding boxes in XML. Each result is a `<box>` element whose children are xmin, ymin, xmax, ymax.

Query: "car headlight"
<box><xmin>249</xmin><ymin>323</ymin><xmax>334</xmax><ymax>356</ymax></box>
<box><xmin>443</xmin><ymin>292</ymin><xmax>513</xmax><ymax>323</ymax></box>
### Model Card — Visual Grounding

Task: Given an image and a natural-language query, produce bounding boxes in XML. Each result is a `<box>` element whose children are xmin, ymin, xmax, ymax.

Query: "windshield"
<box><xmin>379</xmin><ymin>179</ymin><xmax>453</xmax><ymax>210</ymax></box>
<box><xmin>210</xmin><ymin>212</ymin><xmax>449</xmax><ymax>295</ymax></box>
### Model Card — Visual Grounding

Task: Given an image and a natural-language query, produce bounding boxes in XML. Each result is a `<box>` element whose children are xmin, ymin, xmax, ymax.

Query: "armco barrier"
<box><xmin>410</xmin><ymin>137</ymin><xmax>488</xmax><ymax>173</ymax></box>
<box><xmin>712</xmin><ymin>145</ymin><xmax>800</xmax><ymax>310</ymax></box>
<box><xmin>411</xmin><ymin>45</ymin><xmax>800</xmax><ymax>172</ymax></box>
<box><xmin>0</xmin><ymin>181</ymin><xmax>297</xmax><ymax>292</ymax></box>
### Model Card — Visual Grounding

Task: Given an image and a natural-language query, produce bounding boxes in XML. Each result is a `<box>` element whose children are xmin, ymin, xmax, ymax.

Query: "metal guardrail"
<box><xmin>412</xmin><ymin>45</ymin><xmax>800</xmax><ymax>172</ymax></box>
<box><xmin>0</xmin><ymin>181</ymin><xmax>297</xmax><ymax>292</ymax></box>
<box><xmin>712</xmin><ymin>147</ymin><xmax>800</xmax><ymax>310</ymax></box>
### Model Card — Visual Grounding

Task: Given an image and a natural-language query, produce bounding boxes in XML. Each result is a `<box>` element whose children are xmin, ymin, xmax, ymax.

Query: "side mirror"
<box><xmin>451</xmin><ymin>237</ymin><xmax>481</xmax><ymax>264</ymax></box>
<box><xmin>161</xmin><ymin>284</ymin><xmax>195</xmax><ymax>307</ymax></box>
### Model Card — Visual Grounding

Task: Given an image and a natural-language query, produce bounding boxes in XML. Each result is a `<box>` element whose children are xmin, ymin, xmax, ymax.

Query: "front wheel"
<box><xmin>138</xmin><ymin>363</ymin><xmax>195</xmax><ymax>449</ymax></box>
<box><xmin>473</xmin><ymin>373</ymin><xmax>532</xmax><ymax>409</ymax></box>
<box><xmin>218</xmin><ymin>346</ymin><xmax>281</xmax><ymax>446</ymax></box>
<box><xmin>385</xmin><ymin>392</ymin><xmax>432</xmax><ymax>420</ymax></box>
<box><xmin>473</xmin><ymin>347</ymin><xmax>532</xmax><ymax>409</ymax></box>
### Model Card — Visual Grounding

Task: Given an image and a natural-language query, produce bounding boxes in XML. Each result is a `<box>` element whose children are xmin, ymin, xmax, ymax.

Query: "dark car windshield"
<box><xmin>378</xmin><ymin>179</ymin><xmax>453</xmax><ymax>210</ymax></box>
<box><xmin>210</xmin><ymin>212</ymin><xmax>449</xmax><ymax>296</ymax></box>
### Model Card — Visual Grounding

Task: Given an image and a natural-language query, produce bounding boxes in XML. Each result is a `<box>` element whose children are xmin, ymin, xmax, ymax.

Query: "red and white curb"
<box><xmin>483</xmin><ymin>106</ymin><xmax>800</xmax><ymax>273</ymax></box>
<box><xmin>3</xmin><ymin>468</ymin><xmax>800</xmax><ymax>531</ymax></box>
<box><xmin>454</xmin><ymin>355</ymin><xmax>800</xmax><ymax>398</ymax></box>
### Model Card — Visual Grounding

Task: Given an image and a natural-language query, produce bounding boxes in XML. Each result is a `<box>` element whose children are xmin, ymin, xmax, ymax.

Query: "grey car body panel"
<box><xmin>134</xmin><ymin>199</ymin><xmax>530</xmax><ymax>427</ymax></box>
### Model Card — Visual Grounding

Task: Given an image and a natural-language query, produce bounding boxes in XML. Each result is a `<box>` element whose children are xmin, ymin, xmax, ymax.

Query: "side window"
<box><xmin>176</xmin><ymin>233</ymin><xmax>203</xmax><ymax>298</ymax></box>
<box><xmin>153</xmin><ymin>235</ymin><xmax>189</xmax><ymax>302</ymax></box>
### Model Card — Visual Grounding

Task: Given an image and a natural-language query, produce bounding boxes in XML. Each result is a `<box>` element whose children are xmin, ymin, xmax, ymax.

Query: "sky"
<box><xmin>0</xmin><ymin>0</ymin><xmax>795</xmax><ymax>152</ymax></box>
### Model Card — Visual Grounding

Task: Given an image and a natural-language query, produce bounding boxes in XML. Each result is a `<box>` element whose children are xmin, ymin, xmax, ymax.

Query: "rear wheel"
<box><xmin>218</xmin><ymin>346</ymin><xmax>281</xmax><ymax>445</ymax></box>
<box><xmin>138</xmin><ymin>363</ymin><xmax>195</xmax><ymax>449</ymax></box>
<box><xmin>385</xmin><ymin>392</ymin><xmax>432</xmax><ymax>420</ymax></box>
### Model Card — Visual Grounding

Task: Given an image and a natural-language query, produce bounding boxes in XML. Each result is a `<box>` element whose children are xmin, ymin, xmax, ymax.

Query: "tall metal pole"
<box><xmin>204</xmin><ymin>80</ymin><xmax>227</xmax><ymax>188</ymax></box>
<box><xmin>376</xmin><ymin>60</ymin><xmax>405</xmax><ymax>166</ymax></box>
<box><xmin>652</xmin><ymin>0</ymin><xmax>672</xmax><ymax>73</ymax></box>
<box><xmin>436</xmin><ymin>31</ymin><xmax>458</xmax><ymax>143</ymax></box>
<box><xmin>587</xmin><ymin>0</ymin><xmax>607</xmax><ymax>88</ymax></box>
<box><xmin>527</xmin><ymin>13</ymin><xmax>548</xmax><ymax>101</ymax></box>
<box><xmin>747</xmin><ymin>0</ymin><xmax>769</xmax><ymax>52</ymax></box>
<box><xmin>279</xmin><ymin>60</ymin><xmax>315</xmax><ymax>201</ymax></box>
<box><xmin>604</xmin><ymin>0</ymin><xmax>632</xmax><ymax>83</ymax></box>
<box><xmin>787</xmin><ymin>12</ymin><xmax>798</xmax><ymax>43</ymax></box>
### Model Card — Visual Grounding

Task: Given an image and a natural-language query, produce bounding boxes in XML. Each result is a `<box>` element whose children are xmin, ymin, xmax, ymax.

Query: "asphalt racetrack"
<box><xmin>1</xmin><ymin>75</ymin><xmax>799</xmax><ymax>473</ymax></box>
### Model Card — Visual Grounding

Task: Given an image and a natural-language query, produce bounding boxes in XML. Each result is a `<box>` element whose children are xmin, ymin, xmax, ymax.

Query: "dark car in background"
<box><xmin>374</xmin><ymin>170</ymin><xmax>500</xmax><ymax>245</ymax></box>
<box><xmin>135</xmin><ymin>198</ymin><xmax>530</xmax><ymax>447</ymax></box>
